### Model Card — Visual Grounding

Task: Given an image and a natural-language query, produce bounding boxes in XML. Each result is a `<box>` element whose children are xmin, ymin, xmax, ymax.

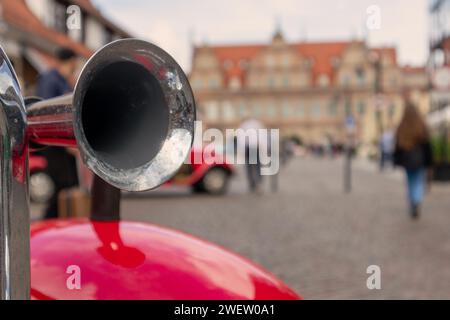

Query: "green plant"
<box><xmin>431</xmin><ymin>136</ymin><xmax>450</xmax><ymax>164</ymax></box>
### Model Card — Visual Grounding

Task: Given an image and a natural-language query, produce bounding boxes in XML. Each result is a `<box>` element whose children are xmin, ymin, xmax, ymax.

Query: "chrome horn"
<box><xmin>0</xmin><ymin>39</ymin><xmax>196</xmax><ymax>299</ymax></box>
<box><xmin>27</xmin><ymin>39</ymin><xmax>196</xmax><ymax>191</ymax></box>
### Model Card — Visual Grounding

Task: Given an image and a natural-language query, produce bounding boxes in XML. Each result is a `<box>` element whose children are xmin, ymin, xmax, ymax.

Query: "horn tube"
<box><xmin>27</xmin><ymin>39</ymin><xmax>196</xmax><ymax>191</ymax></box>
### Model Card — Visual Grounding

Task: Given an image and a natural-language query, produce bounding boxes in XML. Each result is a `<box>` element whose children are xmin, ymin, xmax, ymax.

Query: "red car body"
<box><xmin>165</xmin><ymin>148</ymin><xmax>234</xmax><ymax>191</ymax></box>
<box><xmin>29</xmin><ymin>155</ymin><xmax>47</xmax><ymax>174</ymax></box>
<box><xmin>28</xmin><ymin>150</ymin><xmax>299</xmax><ymax>300</ymax></box>
<box><xmin>30</xmin><ymin>219</ymin><xmax>300</xmax><ymax>300</ymax></box>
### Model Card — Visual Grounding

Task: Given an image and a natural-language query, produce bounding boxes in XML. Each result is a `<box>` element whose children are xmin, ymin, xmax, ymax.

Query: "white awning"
<box><xmin>427</xmin><ymin>106</ymin><xmax>450</xmax><ymax>127</ymax></box>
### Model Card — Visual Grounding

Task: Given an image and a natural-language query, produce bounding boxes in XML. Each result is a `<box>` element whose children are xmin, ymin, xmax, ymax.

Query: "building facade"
<box><xmin>0</xmin><ymin>0</ymin><xmax>130</xmax><ymax>95</ymax></box>
<box><xmin>429</xmin><ymin>0</ymin><xmax>450</xmax><ymax>130</ymax></box>
<box><xmin>190</xmin><ymin>31</ymin><xmax>429</xmax><ymax>151</ymax></box>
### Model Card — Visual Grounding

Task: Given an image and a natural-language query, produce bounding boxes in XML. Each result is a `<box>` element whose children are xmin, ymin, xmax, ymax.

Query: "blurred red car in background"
<box><xmin>29</xmin><ymin>147</ymin><xmax>234</xmax><ymax>203</ymax></box>
<box><xmin>168</xmin><ymin>147</ymin><xmax>234</xmax><ymax>195</ymax></box>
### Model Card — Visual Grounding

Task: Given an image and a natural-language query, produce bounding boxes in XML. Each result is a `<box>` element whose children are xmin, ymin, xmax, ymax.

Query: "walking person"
<box><xmin>394</xmin><ymin>103</ymin><xmax>433</xmax><ymax>219</ymax></box>
<box><xmin>379</xmin><ymin>126</ymin><xmax>395</xmax><ymax>171</ymax></box>
<box><xmin>239</xmin><ymin>118</ymin><xmax>265</xmax><ymax>193</ymax></box>
<box><xmin>35</xmin><ymin>47</ymin><xmax>79</xmax><ymax>219</ymax></box>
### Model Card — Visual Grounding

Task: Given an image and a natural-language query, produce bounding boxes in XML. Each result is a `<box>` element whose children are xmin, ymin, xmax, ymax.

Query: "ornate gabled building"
<box><xmin>190</xmin><ymin>31</ymin><xmax>429</xmax><ymax>150</ymax></box>
<box><xmin>0</xmin><ymin>0</ymin><xmax>131</xmax><ymax>95</ymax></box>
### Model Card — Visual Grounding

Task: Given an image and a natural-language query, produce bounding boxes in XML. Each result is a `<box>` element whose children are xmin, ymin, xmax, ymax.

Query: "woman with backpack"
<box><xmin>394</xmin><ymin>103</ymin><xmax>433</xmax><ymax>219</ymax></box>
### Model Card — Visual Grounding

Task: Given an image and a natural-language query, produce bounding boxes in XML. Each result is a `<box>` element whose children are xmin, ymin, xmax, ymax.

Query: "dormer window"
<box><xmin>239</xmin><ymin>59</ymin><xmax>249</xmax><ymax>69</ymax></box>
<box><xmin>356</xmin><ymin>67</ymin><xmax>365</xmax><ymax>85</ymax></box>
<box><xmin>341</xmin><ymin>73</ymin><xmax>351</xmax><ymax>87</ymax></box>
<box><xmin>223</xmin><ymin>59</ymin><xmax>233</xmax><ymax>69</ymax></box>
<box><xmin>318</xmin><ymin>74</ymin><xmax>330</xmax><ymax>87</ymax></box>
<box><xmin>303</xmin><ymin>58</ymin><xmax>314</xmax><ymax>68</ymax></box>
<box><xmin>266</xmin><ymin>55</ymin><xmax>275</xmax><ymax>68</ymax></box>
<box><xmin>229</xmin><ymin>77</ymin><xmax>241</xmax><ymax>90</ymax></box>
<box><xmin>331</xmin><ymin>57</ymin><xmax>341</xmax><ymax>68</ymax></box>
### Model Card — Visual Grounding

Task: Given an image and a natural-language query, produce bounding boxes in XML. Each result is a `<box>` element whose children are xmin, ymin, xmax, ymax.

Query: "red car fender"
<box><xmin>189</xmin><ymin>162</ymin><xmax>234</xmax><ymax>185</ymax></box>
<box><xmin>29</xmin><ymin>155</ymin><xmax>48</xmax><ymax>173</ymax></box>
<box><xmin>30</xmin><ymin>219</ymin><xmax>300</xmax><ymax>300</ymax></box>
<box><xmin>188</xmin><ymin>148</ymin><xmax>235</xmax><ymax>185</ymax></box>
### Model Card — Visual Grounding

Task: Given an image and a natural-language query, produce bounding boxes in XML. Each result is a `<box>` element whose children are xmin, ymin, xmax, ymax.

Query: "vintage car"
<box><xmin>29</xmin><ymin>146</ymin><xmax>234</xmax><ymax>203</ymax></box>
<box><xmin>165</xmin><ymin>147</ymin><xmax>234</xmax><ymax>194</ymax></box>
<box><xmin>0</xmin><ymin>39</ymin><xmax>299</xmax><ymax>300</ymax></box>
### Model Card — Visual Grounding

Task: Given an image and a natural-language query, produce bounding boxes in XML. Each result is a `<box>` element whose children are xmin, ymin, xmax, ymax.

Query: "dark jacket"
<box><xmin>36</xmin><ymin>69</ymin><xmax>71</xmax><ymax>99</ymax></box>
<box><xmin>394</xmin><ymin>141</ymin><xmax>433</xmax><ymax>171</ymax></box>
<box><xmin>35</xmin><ymin>69</ymin><xmax>76</xmax><ymax>219</ymax></box>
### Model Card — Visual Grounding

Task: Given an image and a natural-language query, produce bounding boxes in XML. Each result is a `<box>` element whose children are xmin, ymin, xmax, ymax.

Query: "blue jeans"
<box><xmin>405</xmin><ymin>169</ymin><xmax>425</xmax><ymax>206</ymax></box>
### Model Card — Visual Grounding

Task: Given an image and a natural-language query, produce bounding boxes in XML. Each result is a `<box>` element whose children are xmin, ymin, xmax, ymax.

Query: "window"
<box><xmin>205</xmin><ymin>101</ymin><xmax>219</xmax><ymax>121</ymax></box>
<box><xmin>312</xmin><ymin>104</ymin><xmax>321</xmax><ymax>118</ymax></box>
<box><xmin>253</xmin><ymin>104</ymin><xmax>263</xmax><ymax>118</ymax></box>
<box><xmin>193</xmin><ymin>79</ymin><xmax>203</xmax><ymax>89</ymax></box>
<box><xmin>356</xmin><ymin>67</ymin><xmax>365</xmax><ymax>86</ymax></box>
<box><xmin>267</xmin><ymin>104</ymin><xmax>277</xmax><ymax>118</ymax></box>
<box><xmin>266</xmin><ymin>55</ymin><xmax>275</xmax><ymax>68</ymax></box>
<box><xmin>358</xmin><ymin>101</ymin><xmax>366</xmax><ymax>115</ymax></box>
<box><xmin>328</xmin><ymin>103</ymin><xmax>337</xmax><ymax>116</ymax></box>
<box><xmin>297</xmin><ymin>103</ymin><xmax>305</xmax><ymax>117</ymax></box>
<box><xmin>341</xmin><ymin>73</ymin><xmax>351</xmax><ymax>87</ymax></box>
<box><xmin>282</xmin><ymin>102</ymin><xmax>293</xmax><ymax>118</ymax></box>
<box><xmin>223</xmin><ymin>101</ymin><xmax>235</xmax><ymax>121</ymax></box>
<box><xmin>239</xmin><ymin>59</ymin><xmax>249</xmax><ymax>69</ymax></box>
<box><xmin>223</xmin><ymin>60</ymin><xmax>233</xmax><ymax>69</ymax></box>
<box><xmin>283</xmin><ymin>55</ymin><xmax>291</xmax><ymax>68</ymax></box>
<box><xmin>229</xmin><ymin>77</ymin><xmax>241</xmax><ymax>90</ymax></box>
<box><xmin>390</xmin><ymin>76</ymin><xmax>398</xmax><ymax>87</ymax></box>
<box><xmin>238</xmin><ymin>103</ymin><xmax>248</xmax><ymax>118</ymax></box>
<box><xmin>209</xmin><ymin>78</ymin><xmax>219</xmax><ymax>89</ymax></box>
<box><xmin>345</xmin><ymin>100</ymin><xmax>352</xmax><ymax>116</ymax></box>
<box><xmin>268</xmin><ymin>76</ymin><xmax>275</xmax><ymax>88</ymax></box>
<box><xmin>331</xmin><ymin>56</ymin><xmax>341</xmax><ymax>68</ymax></box>
<box><xmin>318</xmin><ymin>74</ymin><xmax>330</xmax><ymax>87</ymax></box>
<box><xmin>283</xmin><ymin>75</ymin><xmax>290</xmax><ymax>88</ymax></box>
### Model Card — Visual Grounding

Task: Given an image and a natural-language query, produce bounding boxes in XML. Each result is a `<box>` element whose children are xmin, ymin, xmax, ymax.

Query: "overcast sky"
<box><xmin>92</xmin><ymin>0</ymin><xmax>429</xmax><ymax>71</ymax></box>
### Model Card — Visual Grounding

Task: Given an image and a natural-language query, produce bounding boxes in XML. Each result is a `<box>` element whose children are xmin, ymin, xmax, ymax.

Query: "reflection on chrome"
<box><xmin>0</xmin><ymin>39</ymin><xmax>196</xmax><ymax>299</ymax></box>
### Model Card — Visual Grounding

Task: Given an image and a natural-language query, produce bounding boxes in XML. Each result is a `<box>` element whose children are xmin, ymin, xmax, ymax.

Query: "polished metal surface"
<box><xmin>0</xmin><ymin>46</ymin><xmax>30</xmax><ymax>300</ymax></box>
<box><xmin>73</xmin><ymin>39</ymin><xmax>196</xmax><ymax>191</ymax></box>
<box><xmin>1</xmin><ymin>38</ymin><xmax>195</xmax><ymax>299</ymax></box>
<box><xmin>27</xmin><ymin>94</ymin><xmax>75</xmax><ymax>147</ymax></box>
<box><xmin>28</xmin><ymin>39</ymin><xmax>196</xmax><ymax>191</ymax></box>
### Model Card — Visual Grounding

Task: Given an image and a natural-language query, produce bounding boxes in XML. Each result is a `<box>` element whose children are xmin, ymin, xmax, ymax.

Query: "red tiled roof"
<box><xmin>200</xmin><ymin>40</ymin><xmax>398</xmax><ymax>87</ymax></box>
<box><xmin>295</xmin><ymin>41</ymin><xmax>352</xmax><ymax>84</ymax></box>
<box><xmin>211</xmin><ymin>44</ymin><xmax>264</xmax><ymax>84</ymax></box>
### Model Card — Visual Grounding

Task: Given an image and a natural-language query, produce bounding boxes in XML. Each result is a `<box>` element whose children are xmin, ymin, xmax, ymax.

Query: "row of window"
<box><xmin>203</xmin><ymin>101</ymin><xmax>370</xmax><ymax>121</ymax></box>
<box><xmin>193</xmin><ymin>71</ymin><xmax>399</xmax><ymax>91</ymax></box>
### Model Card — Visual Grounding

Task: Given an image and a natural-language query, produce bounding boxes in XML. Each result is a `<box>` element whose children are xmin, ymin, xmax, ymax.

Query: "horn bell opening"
<box><xmin>81</xmin><ymin>61</ymin><xmax>169</xmax><ymax>170</ymax></box>
<box><xmin>73</xmin><ymin>39</ymin><xmax>196</xmax><ymax>192</ymax></box>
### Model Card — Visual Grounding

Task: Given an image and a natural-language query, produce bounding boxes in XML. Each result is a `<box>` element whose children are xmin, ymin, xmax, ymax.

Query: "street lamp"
<box><xmin>370</xmin><ymin>51</ymin><xmax>384</xmax><ymax>137</ymax></box>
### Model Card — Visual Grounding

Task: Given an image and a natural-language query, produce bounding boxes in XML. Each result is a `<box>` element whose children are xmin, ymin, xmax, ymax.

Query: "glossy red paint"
<box><xmin>189</xmin><ymin>148</ymin><xmax>234</xmax><ymax>184</ymax></box>
<box><xmin>165</xmin><ymin>148</ymin><xmax>234</xmax><ymax>187</ymax></box>
<box><xmin>30</xmin><ymin>219</ymin><xmax>300</xmax><ymax>300</ymax></box>
<box><xmin>29</xmin><ymin>155</ymin><xmax>47</xmax><ymax>173</ymax></box>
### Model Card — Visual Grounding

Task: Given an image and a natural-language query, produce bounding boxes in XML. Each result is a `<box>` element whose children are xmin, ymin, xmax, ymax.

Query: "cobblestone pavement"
<box><xmin>123</xmin><ymin>157</ymin><xmax>448</xmax><ymax>298</ymax></box>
